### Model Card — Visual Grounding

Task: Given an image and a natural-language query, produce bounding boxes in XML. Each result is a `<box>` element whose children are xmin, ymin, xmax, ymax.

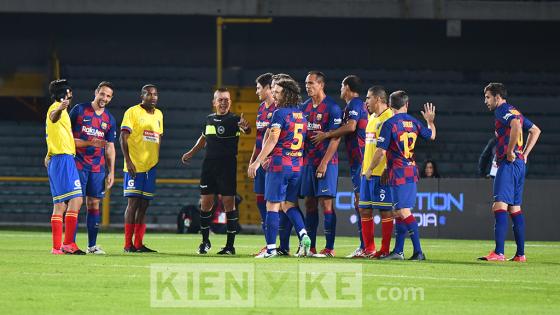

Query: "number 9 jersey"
<box><xmin>377</xmin><ymin>113</ymin><xmax>432</xmax><ymax>186</ymax></box>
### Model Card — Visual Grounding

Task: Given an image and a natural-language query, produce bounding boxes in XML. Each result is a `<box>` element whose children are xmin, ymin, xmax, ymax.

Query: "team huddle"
<box><xmin>44</xmin><ymin>73</ymin><xmax>540</xmax><ymax>262</ymax></box>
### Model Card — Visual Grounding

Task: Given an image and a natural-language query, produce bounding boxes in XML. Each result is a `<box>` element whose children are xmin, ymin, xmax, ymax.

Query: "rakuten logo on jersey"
<box><xmin>307</xmin><ymin>122</ymin><xmax>322</xmax><ymax>131</ymax></box>
<box><xmin>81</xmin><ymin>126</ymin><xmax>105</xmax><ymax>138</ymax></box>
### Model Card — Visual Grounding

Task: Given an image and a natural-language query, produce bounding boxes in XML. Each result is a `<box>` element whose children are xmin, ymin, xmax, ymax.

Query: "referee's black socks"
<box><xmin>200</xmin><ymin>210</ymin><xmax>213</xmax><ymax>243</ymax></box>
<box><xmin>226</xmin><ymin>210</ymin><xmax>239</xmax><ymax>248</ymax></box>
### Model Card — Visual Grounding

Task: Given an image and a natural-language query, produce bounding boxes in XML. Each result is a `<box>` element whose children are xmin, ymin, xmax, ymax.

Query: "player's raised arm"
<box><xmin>421</xmin><ymin>102</ymin><xmax>436</xmax><ymax>140</ymax></box>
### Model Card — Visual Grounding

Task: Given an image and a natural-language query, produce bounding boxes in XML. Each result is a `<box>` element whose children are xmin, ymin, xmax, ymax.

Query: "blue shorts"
<box><xmin>265</xmin><ymin>171</ymin><xmax>301</xmax><ymax>203</ymax></box>
<box><xmin>299</xmin><ymin>164</ymin><xmax>338</xmax><ymax>198</ymax></box>
<box><xmin>123</xmin><ymin>168</ymin><xmax>157</xmax><ymax>200</ymax></box>
<box><xmin>350</xmin><ymin>165</ymin><xmax>361</xmax><ymax>193</ymax></box>
<box><xmin>391</xmin><ymin>182</ymin><xmax>417</xmax><ymax>210</ymax></box>
<box><xmin>254</xmin><ymin>166</ymin><xmax>266</xmax><ymax>195</ymax></box>
<box><xmin>493</xmin><ymin>159</ymin><xmax>526</xmax><ymax>206</ymax></box>
<box><xmin>48</xmin><ymin>154</ymin><xmax>83</xmax><ymax>204</ymax></box>
<box><xmin>359</xmin><ymin>176</ymin><xmax>393</xmax><ymax>211</ymax></box>
<box><xmin>78</xmin><ymin>169</ymin><xmax>106</xmax><ymax>198</ymax></box>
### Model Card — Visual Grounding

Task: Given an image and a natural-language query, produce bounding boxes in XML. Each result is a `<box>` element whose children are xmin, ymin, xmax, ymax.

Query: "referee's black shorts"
<box><xmin>200</xmin><ymin>157</ymin><xmax>237</xmax><ymax>196</ymax></box>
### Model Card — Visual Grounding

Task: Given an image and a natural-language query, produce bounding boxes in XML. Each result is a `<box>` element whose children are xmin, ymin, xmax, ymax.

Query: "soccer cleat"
<box><xmin>51</xmin><ymin>248</ymin><xmax>64</xmax><ymax>255</ymax></box>
<box><xmin>197</xmin><ymin>241</ymin><xmax>211</xmax><ymax>255</ymax></box>
<box><xmin>379</xmin><ymin>251</ymin><xmax>405</xmax><ymax>260</ymax></box>
<box><xmin>61</xmin><ymin>243</ymin><xmax>86</xmax><ymax>255</ymax></box>
<box><xmin>362</xmin><ymin>250</ymin><xmax>377</xmax><ymax>259</ymax></box>
<box><xmin>345</xmin><ymin>247</ymin><xmax>364</xmax><ymax>258</ymax></box>
<box><xmin>408</xmin><ymin>252</ymin><xmax>426</xmax><ymax>261</ymax></box>
<box><xmin>87</xmin><ymin>245</ymin><xmax>106</xmax><ymax>255</ymax></box>
<box><xmin>255</xmin><ymin>250</ymin><xmax>277</xmax><ymax>259</ymax></box>
<box><xmin>124</xmin><ymin>246</ymin><xmax>137</xmax><ymax>253</ymax></box>
<box><xmin>299</xmin><ymin>235</ymin><xmax>312</xmax><ymax>257</ymax></box>
<box><xmin>309</xmin><ymin>247</ymin><xmax>317</xmax><ymax>255</ymax></box>
<box><xmin>253</xmin><ymin>246</ymin><xmax>267</xmax><ymax>257</ymax></box>
<box><xmin>509</xmin><ymin>255</ymin><xmax>527</xmax><ymax>262</ymax></box>
<box><xmin>372</xmin><ymin>251</ymin><xmax>390</xmax><ymax>259</ymax></box>
<box><xmin>478</xmin><ymin>251</ymin><xmax>505</xmax><ymax>261</ymax></box>
<box><xmin>136</xmin><ymin>245</ymin><xmax>157</xmax><ymax>253</ymax></box>
<box><xmin>319</xmin><ymin>248</ymin><xmax>336</xmax><ymax>257</ymax></box>
<box><xmin>217</xmin><ymin>247</ymin><xmax>236</xmax><ymax>255</ymax></box>
<box><xmin>276</xmin><ymin>248</ymin><xmax>290</xmax><ymax>256</ymax></box>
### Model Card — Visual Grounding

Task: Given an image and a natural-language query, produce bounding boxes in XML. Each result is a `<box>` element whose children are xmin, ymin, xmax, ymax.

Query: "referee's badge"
<box><xmin>316</xmin><ymin>113</ymin><xmax>322</xmax><ymax>121</ymax></box>
<box><xmin>217</xmin><ymin>126</ymin><xmax>225</xmax><ymax>134</ymax></box>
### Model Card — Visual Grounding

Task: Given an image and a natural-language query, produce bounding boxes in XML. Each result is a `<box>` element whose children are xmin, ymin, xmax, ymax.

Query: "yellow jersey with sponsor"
<box><xmin>121</xmin><ymin>104</ymin><xmax>163</xmax><ymax>172</ymax></box>
<box><xmin>45</xmin><ymin>102</ymin><xmax>75</xmax><ymax>156</ymax></box>
<box><xmin>362</xmin><ymin>108</ymin><xmax>393</xmax><ymax>176</ymax></box>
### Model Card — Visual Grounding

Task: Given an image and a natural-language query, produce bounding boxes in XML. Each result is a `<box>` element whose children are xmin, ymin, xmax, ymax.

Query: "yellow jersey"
<box><xmin>121</xmin><ymin>104</ymin><xmax>164</xmax><ymax>172</ymax></box>
<box><xmin>362</xmin><ymin>108</ymin><xmax>393</xmax><ymax>176</ymax></box>
<box><xmin>45</xmin><ymin>102</ymin><xmax>75</xmax><ymax>156</ymax></box>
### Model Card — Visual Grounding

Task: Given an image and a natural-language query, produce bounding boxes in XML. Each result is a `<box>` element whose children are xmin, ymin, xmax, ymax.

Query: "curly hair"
<box><xmin>275</xmin><ymin>78</ymin><xmax>301</xmax><ymax>107</ymax></box>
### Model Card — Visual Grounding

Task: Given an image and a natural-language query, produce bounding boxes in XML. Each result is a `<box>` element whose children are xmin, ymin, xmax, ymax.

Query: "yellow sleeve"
<box><xmin>121</xmin><ymin>108</ymin><xmax>135</xmax><ymax>133</ymax></box>
<box><xmin>158</xmin><ymin>110</ymin><xmax>164</xmax><ymax>135</ymax></box>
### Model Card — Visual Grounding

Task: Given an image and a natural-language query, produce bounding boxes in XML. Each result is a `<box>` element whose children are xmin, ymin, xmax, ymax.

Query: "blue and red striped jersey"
<box><xmin>343</xmin><ymin>97</ymin><xmax>368</xmax><ymax>169</ymax></box>
<box><xmin>255</xmin><ymin>101</ymin><xmax>277</xmax><ymax>156</ymax></box>
<box><xmin>69</xmin><ymin>102</ymin><xmax>117</xmax><ymax>172</ymax></box>
<box><xmin>269</xmin><ymin>107</ymin><xmax>307</xmax><ymax>173</ymax></box>
<box><xmin>300</xmin><ymin>96</ymin><xmax>342</xmax><ymax>167</ymax></box>
<box><xmin>377</xmin><ymin>113</ymin><xmax>432</xmax><ymax>186</ymax></box>
<box><xmin>494</xmin><ymin>103</ymin><xmax>533</xmax><ymax>166</ymax></box>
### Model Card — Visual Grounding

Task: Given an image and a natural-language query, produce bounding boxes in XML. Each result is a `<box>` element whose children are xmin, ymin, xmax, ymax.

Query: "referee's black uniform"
<box><xmin>200</xmin><ymin>112</ymin><xmax>243</xmax><ymax>196</ymax></box>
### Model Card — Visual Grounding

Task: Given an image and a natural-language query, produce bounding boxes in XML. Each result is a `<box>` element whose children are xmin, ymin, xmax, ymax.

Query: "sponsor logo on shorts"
<box><xmin>127</xmin><ymin>179</ymin><xmax>135</xmax><ymax>188</ymax></box>
<box><xmin>74</xmin><ymin>180</ymin><xmax>82</xmax><ymax>189</ymax></box>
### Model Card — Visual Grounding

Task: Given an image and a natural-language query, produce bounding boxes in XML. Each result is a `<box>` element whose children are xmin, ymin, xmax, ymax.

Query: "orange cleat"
<box><xmin>478</xmin><ymin>251</ymin><xmax>505</xmax><ymax>261</ymax></box>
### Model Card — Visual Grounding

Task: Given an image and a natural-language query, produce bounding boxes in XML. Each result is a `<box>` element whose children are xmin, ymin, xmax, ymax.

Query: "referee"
<box><xmin>182</xmin><ymin>88</ymin><xmax>251</xmax><ymax>255</ymax></box>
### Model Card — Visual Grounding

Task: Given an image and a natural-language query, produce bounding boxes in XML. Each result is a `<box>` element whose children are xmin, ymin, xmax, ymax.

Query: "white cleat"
<box><xmin>87</xmin><ymin>245</ymin><xmax>106</xmax><ymax>255</ymax></box>
<box><xmin>345</xmin><ymin>247</ymin><xmax>364</xmax><ymax>258</ymax></box>
<box><xmin>255</xmin><ymin>250</ymin><xmax>278</xmax><ymax>259</ymax></box>
<box><xmin>311</xmin><ymin>253</ymin><xmax>327</xmax><ymax>258</ymax></box>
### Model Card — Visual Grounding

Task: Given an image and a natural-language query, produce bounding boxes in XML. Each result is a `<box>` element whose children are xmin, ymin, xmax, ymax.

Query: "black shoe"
<box><xmin>379</xmin><ymin>251</ymin><xmax>405</xmax><ymax>260</ymax></box>
<box><xmin>198</xmin><ymin>241</ymin><xmax>211</xmax><ymax>255</ymax></box>
<box><xmin>124</xmin><ymin>246</ymin><xmax>137</xmax><ymax>253</ymax></box>
<box><xmin>136</xmin><ymin>245</ymin><xmax>157</xmax><ymax>253</ymax></box>
<box><xmin>217</xmin><ymin>247</ymin><xmax>236</xmax><ymax>255</ymax></box>
<box><xmin>277</xmin><ymin>248</ymin><xmax>290</xmax><ymax>256</ymax></box>
<box><xmin>408</xmin><ymin>252</ymin><xmax>426</xmax><ymax>261</ymax></box>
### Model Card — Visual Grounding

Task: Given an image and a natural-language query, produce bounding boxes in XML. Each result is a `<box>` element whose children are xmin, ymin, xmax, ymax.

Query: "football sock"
<box><xmin>87</xmin><ymin>208</ymin><xmax>100</xmax><ymax>248</ymax></box>
<box><xmin>278</xmin><ymin>211</ymin><xmax>292</xmax><ymax>251</ymax></box>
<box><xmin>380</xmin><ymin>216</ymin><xmax>394</xmax><ymax>253</ymax></box>
<box><xmin>124</xmin><ymin>223</ymin><xmax>134</xmax><ymax>248</ymax></box>
<box><xmin>51</xmin><ymin>214</ymin><xmax>63</xmax><ymax>250</ymax></box>
<box><xmin>404</xmin><ymin>214</ymin><xmax>422</xmax><ymax>254</ymax></box>
<box><xmin>134</xmin><ymin>223</ymin><xmax>146</xmax><ymax>248</ymax></box>
<box><xmin>361</xmin><ymin>216</ymin><xmax>375</xmax><ymax>253</ymax></box>
<box><xmin>256</xmin><ymin>195</ymin><xmax>267</xmax><ymax>234</ymax></box>
<box><xmin>226</xmin><ymin>210</ymin><xmax>239</xmax><ymax>248</ymax></box>
<box><xmin>355</xmin><ymin>204</ymin><xmax>364</xmax><ymax>249</ymax></box>
<box><xmin>286</xmin><ymin>207</ymin><xmax>307</xmax><ymax>237</ymax></box>
<box><xmin>324</xmin><ymin>208</ymin><xmax>336</xmax><ymax>250</ymax></box>
<box><xmin>265</xmin><ymin>211</ymin><xmax>279</xmax><ymax>254</ymax></box>
<box><xmin>72</xmin><ymin>220</ymin><xmax>79</xmax><ymax>243</ymax></box>
<box><xmin>393</xmin><ymin>217</ymin><xmax>407</xmax><ymax>254</ymax></box>
<box><xmin>305</xmin><ymin>208</ymin><xmax>319</xmax><ymax>249</ymax></box>
<box><xmin>494</xmin><ymin>209</ymin><xmax>508</xmax><ymax>255</ymax></box>
<box><xmin>63</xmin><ymin>210</ymin><xmax>79</xmax><ymax>245</ymax></box>
<box><xmin>200</xmin><ymin>210</ymin><xmax>212</xmax><ymax>243</ymax></box>
<box><xmin>510</xmin><ymin>211</ymin><xmax>525</xmax><ymax>256</ymax></box>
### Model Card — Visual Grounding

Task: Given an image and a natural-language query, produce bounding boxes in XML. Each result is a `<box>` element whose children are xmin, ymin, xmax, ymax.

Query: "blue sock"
<box><xmin>404</xmin><ymin>215</ymin><xmax>422</xmax><ymax>254</ymax></box>
<box><xmin>87</xmin><ymin>209</ymin><xmax>100</xmax><ymax>247</ymax></box>
<box><xmin>305</xmin><ymin>209</ymin><xmax>319</xmax><ymax>248</ymax></box>
<box><xmin>265</xmin><ymin>211</ymin><xmax>279</xmax><ymax>253</ymax></box>
<box><xmin>256</xmin><ymin>196</ymin><xmax>267</xmax><ymax>235</ymax></box>
<box><xmin>286</xmin><ymin>207</ymin><xmax>307</xmax><ymax>237</ymax></box>
<box><xmin>279</xmin><ymin>211</ymin><xmax>292</xmax><ymax>251</ymax></box>
<box><xmin>324</xmin><ymin>210</ymin><xmax>336</xmax><ymax>250</ymax></box>
<box><xmin>494</xmin><ymin>210</ymin><xmax>508</xmax><ymax>255</ymax></box>
<box><xmin>394</xmin><ymin>218</ymin><xmax>407</xmax><ymax>253</ymax></box>
<box><xmin>511</xmin><ymin>211</ymin><xmax>525</xmax><ymax>256</ymax></box>
<box><xmin>355</xmin><ymin>205</ymin><xmax>364</xmax><ymax>249</ymax></box>
<box><xmin>73</xmin><ymin>220</ymin><xmax>79</xmax><ymax>243</ymax></box>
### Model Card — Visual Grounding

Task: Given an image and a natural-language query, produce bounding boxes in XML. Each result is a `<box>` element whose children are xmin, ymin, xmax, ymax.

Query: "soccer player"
<box><xmin>120</xmin><ymin>84</ymin><xmax>163</xmax><ymax>253</ymax></box>
<box><xmin>249</xmin><ymin>73</ymin><xmax>276</xmax><ymax>255</ymax></box>
<box><xmin>359</xmin><ymin>86</ymin><xmax>394</xmax><ymax>258</ymax></box>
<box><xmin>69</xmin><ymin>81</ymin><xmax>117</xmax><ymax>254</ymax></box>
<box><xmin>300</xmin><ymin>71</ymin><xmax>342</xmax><ymax>257</ymax></box>
<box><xmin>478</xmin><ymin>83</ymin><xmax>540</xmax><ymax>262</ymax></box>
<box><xmin>248</xmin><ymin>77</ymin><xmax>311</xmax><ymax>258</ymax></box>
<box><xmin>182</xmin><ymin>88</ymin><xmax>251</xmax><ymax>255</ymax></box>
<box><xmin>366</xmin><ymin>91</ymin><xmax>436</xmax><ymax>261</ymax></box>
<box><xmin>45</xmin><ymin>79</ymin><xmax>84</xmax><ymax>254</ymax></box>
<box><xmin>311</xmin><ymin>75</ymin><xmax>368</xmax><ymax>258</ymax></box>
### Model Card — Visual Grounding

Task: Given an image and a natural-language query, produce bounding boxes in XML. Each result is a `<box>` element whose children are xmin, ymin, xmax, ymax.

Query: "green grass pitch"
<box><xmin>1</xmin><ymin>229</ymin><xmax>559</xmax><ymax>314</ymax></box>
